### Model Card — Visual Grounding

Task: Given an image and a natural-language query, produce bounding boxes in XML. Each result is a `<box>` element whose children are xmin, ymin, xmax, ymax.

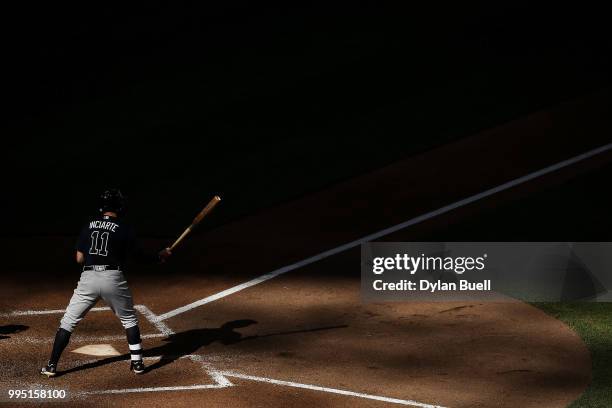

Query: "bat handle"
<box><xmin>169</xmin><ymin>226</ymin><xmax>192</xmax><ymax>251</ymax></box>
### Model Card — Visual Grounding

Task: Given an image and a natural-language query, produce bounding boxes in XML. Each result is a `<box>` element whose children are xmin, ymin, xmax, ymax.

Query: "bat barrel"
<box><xmin>192</xmin><ymin>196</ymin><xmax>221</xmax><ymax>225</ymax></box>
<box><xmin>170</xmin><ymin>195</ymin><xmax>222</xmax><ymax>251</ymax></box>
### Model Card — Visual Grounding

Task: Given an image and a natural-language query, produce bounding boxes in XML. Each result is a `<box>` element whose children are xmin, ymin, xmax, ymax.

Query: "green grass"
<box><xmin>535</xmin><ymin>303</ymin><xmax>612</xmax><ymax>407</ymax></box>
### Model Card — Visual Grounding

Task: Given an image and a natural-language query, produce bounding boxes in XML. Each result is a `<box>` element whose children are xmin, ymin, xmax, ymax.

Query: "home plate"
<box><xmin>71</xmin><ymin>344</ymin><xmax>121</xmax><ymax>356</ymax></box>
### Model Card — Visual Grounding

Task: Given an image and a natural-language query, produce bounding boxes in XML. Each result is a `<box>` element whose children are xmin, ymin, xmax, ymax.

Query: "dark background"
<box><xmin>2</xmin><ymin>1</ymin><xmax>611</xmax><ymax>237</ymax></box>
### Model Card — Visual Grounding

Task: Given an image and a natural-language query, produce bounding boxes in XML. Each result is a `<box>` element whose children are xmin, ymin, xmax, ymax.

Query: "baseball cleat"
<box><xmin>130</xmin><ymin>360</ymin><xmax>145</xmax><ymax>374</ymax></box>
<box><xmin>40</xmin><ymin>362</ymin><xmax>57</xmax><ymax>377</ymax></box>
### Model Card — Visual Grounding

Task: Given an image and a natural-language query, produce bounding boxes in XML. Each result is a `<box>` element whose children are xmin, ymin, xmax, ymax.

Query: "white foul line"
<box><xmin>220</xmin><ymin>371</ymin><xmax>447</xmax><ymax>408</ymax></box>
<box><xmin>157</xmin><ymin>141</ymin><xmax>612</xmax><ymax>321</ymax></box>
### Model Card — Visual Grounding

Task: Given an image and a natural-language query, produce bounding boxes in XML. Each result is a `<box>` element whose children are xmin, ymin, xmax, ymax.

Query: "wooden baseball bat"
<box><xmin>169</xmin><ymin>195</ymin><xmax>221</xmax><ymax>251</ymax></box>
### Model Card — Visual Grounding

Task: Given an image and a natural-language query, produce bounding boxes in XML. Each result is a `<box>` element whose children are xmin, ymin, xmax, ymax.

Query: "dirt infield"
<box><xmin>2</xmin><ymin>91</ymin><xmax>611</xmax><ymax>406</ymax></box>
<box><xmin>0</xmin><ymin>272</ymin><xmax>590</xmax><ymax>408</ymax></box>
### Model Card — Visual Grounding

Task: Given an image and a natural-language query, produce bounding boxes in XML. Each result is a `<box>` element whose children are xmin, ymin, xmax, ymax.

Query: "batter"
<box><xmin>40</xmin><ymin>189</ymin><xmax>172</xmax><ymax>377</ymax></box>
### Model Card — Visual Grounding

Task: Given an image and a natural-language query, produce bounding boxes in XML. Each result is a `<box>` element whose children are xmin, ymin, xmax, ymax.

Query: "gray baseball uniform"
<box><xmin>59</xmin><ymin>215</ymin><xmax>143</xmax><ymax>333</ymax></box>
<box><xmin>60</xmin><ymin>268</ymin><xmax>137</xmax><ymax>332</ymax></box>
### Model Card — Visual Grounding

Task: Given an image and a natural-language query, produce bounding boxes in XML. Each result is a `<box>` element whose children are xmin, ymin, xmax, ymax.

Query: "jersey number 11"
<box><xmin>89</xmin><ymin>231</ymin><xmax>109</xmax><ymax>256</ymax></box>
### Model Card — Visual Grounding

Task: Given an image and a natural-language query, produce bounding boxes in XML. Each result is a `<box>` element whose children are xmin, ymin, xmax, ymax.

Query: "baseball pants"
<box><xmin>59</xmin><ymin>269</ymin><xmax>138</xmax><ymax>332</ymax></box>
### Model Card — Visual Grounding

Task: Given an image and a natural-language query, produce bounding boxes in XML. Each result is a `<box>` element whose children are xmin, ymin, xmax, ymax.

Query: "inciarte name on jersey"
<box><xmin>89</xmin><ymin>220</ymin><xmax>119</xmax><ymax>232</ymax></box>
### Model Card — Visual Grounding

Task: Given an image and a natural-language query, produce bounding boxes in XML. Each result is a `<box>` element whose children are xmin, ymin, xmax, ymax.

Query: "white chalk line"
<box><xmin>1</xmin><ymin>305</ymin><xmax>171</xmax><ymax>343</ymax></box>
<box><xmin>17</xmin><ymin>333</ymin><xmax>166</xmax><ymax>344</ymax></box>
<box><xmin>220</xmin><ymin>371</ymin><xmax>446</xmax><ymax>408</ymax></box>
<box><xmin>1</xmin><ymin>305</ymin><xmax>175</xmax><ymax>337</ymax></box>
<box><xmin>134</xmin><ymin>304</ymin><xmax>175</xmax><ymax>336</ymax></box>
<box><xmin>87</xmin><ymin>384</ymin><xmax>229</xmax><ymax>394</ymax></box>
<box><xmin>189</xmin><ymin>354</ymin><xmax>234</xmax><ymax>387</ymax></box>
<box><xmin>155</xmin><ymin>271</ymin><xmax>290</xmax><ymax>321</ymax></box>
<box><xmin>82</xmin><ymin>355</ymin><xmax>233</xmax><ymax>395</ymax></box>
<box><xmin>157</xmin><ymin>141</ymin><xmax>612</xmax><ymax>321</ymax></box>
<box><xmin>0</xmin><ymin>306</ymin><xmax>111</xmax><ymax>317</ymax></box>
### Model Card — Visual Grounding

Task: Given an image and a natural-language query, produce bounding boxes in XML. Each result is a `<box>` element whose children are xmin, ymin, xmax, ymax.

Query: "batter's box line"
<box><xmin>134</xmin><ymin>304</ymin><xmax>175</xmax><ymax>336</ymax></box>
<box><xmin>80</xmin><ymin>355</ymin><xmax>446</xmax><ymax>408</ymax></box>
<box><xmin>0</xmin><ymin>304</ymin><xmax>174</xmax><ymax>343</ymax></box>
<box><xmin>81</xmin><ymin>355</ymin><xmax>233</xmax><ymax>395</ymax></box>
<box><xmin>219</xmin><ymin>371</ymin><xmax>447</xmax><ymax>408</ymax></box>
<box><xmin>0</xmin><ymin>306</ymin><xmax>113</xmax><ymax>317</ymax></box>
<box><xmin>16</xmin><ymin>333</ymin><xmax>166</xmax><ymax>344</ymax></box>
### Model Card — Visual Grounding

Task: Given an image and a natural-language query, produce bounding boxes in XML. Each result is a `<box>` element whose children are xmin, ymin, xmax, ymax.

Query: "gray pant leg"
<box><xmin>101</xmin><ymin>271</ymin><xmax>138</xmax><ymax>330</ymax></box>
<box><xmin>60</xmin><ymin>271</ymin><xmax>99</xmax><ymax>333</ymax></box>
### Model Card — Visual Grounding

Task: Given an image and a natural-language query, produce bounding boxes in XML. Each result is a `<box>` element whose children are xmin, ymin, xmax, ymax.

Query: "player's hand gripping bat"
<box><xmin>167</xmin><ymin>195</ymin><xmax>222</xmax><ymax>252</ymax></box>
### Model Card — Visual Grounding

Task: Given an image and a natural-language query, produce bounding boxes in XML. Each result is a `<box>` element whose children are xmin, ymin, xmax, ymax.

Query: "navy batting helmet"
<box><xmin>99</xmin><ymin>188</ymin><xmax>125</xmax><ymax>214</ymax></box>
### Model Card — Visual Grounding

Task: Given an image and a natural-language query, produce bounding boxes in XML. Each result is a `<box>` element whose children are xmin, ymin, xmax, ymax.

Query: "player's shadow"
<box><xmin>0</xmin><ymin>324</ymin><xmax>28</xmax><ymax>340</ymax></box>
<box><xmin>146</xmin><ymin>320</ymin><xmax>347</xmax><ymax>373</ymax></box>
<box><xmin>58</xmin><ymin>320</ymin><xmax>347</xmax><ymax>376</ymax></box>
<box><xmin>145</xmin><ymin>319</ymin><xmax>258</xmax><ymax>372</ymax></box>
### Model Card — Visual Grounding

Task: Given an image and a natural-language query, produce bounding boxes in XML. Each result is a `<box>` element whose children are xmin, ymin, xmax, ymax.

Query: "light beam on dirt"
<box><xmin>157</xmin><ymin>141</ymin><xmax>612</xmax><ymax>321</ymax></box>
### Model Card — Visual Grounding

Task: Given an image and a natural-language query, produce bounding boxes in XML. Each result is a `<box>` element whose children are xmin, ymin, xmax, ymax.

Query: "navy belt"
<box><xmin>83</xmin><ymin>265</ymin><xmax>121</xmax><ymax>272</ymax></box>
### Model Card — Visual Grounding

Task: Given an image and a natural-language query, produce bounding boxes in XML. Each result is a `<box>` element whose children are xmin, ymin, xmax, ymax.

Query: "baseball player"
<box><xmin>41</xmin><ymin>189</ymin><xmax>172</xmax><ymax>377</ymax></box>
